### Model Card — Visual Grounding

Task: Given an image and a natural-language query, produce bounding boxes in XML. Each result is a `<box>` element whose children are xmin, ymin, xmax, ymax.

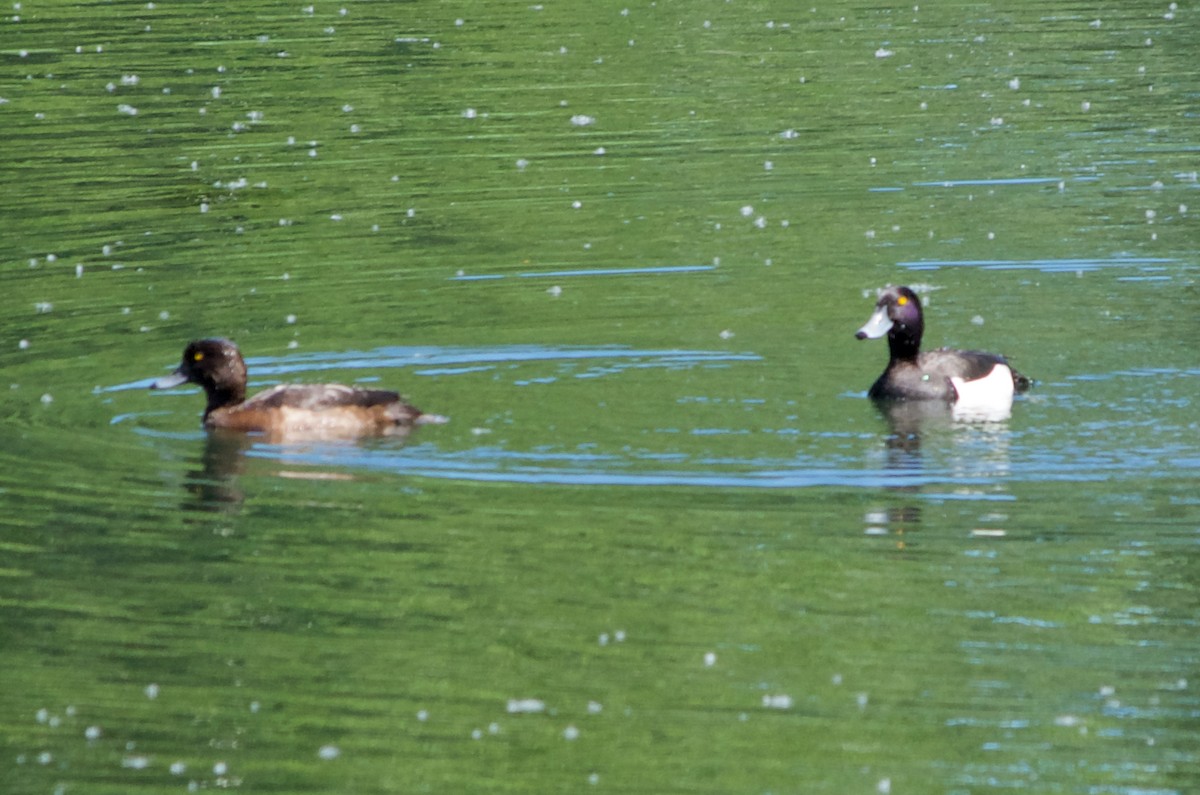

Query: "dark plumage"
<box><xmin>151</xmin><ymin>338</ymin><xmax>444</xmax><ymax>440</ymax></box>
<box><xmin>855</xmin><ymin>286</ymin><xmax>1030</xmax><ymax>405</ymax></box>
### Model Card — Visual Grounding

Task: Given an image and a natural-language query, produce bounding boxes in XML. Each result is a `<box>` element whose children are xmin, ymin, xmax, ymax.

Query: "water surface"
<box><xmin>2</xmin><ymin>2</ymin><xmax>1198</xmax><ymax>793</ymax></box>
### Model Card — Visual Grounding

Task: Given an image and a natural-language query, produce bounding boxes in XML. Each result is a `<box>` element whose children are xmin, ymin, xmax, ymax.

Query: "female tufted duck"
<box><xmin>855</xmin><ymin>286</ymin><xmax>1031</xmax><ymax>409</ymax></box>
<box><xmin>151</xmin><ymin>338</ymin><xmax>445</xmax><ymax>440</ymax></box>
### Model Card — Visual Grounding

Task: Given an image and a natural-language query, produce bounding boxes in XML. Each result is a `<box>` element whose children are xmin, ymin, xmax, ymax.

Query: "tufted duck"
<box><xmin>855</xmin><ymin>286</ymin><xmax>1031</xmax><ymax>409</ymax></box>
<box><xmin>151</xmin><ymin>338</ymin><xmax>445</xmax><ymax>440</ymax></box>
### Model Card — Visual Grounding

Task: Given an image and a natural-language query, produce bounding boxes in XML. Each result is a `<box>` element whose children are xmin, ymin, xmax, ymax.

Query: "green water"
<box><xmin>3</xmin><ymin>2</ymin><xmax>1198</xmax><ymax>793</ymax></box>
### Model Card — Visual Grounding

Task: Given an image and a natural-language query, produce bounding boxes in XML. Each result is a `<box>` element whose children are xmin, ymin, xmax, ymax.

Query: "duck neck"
<box><xmin>203</xmin><ymin>383</ymin><xmax>245</xmax><ymax>418</ymax></box>
<box><xmin>887</xmin><ymin>322</ymin><xmax>922</xmax><ymax>362</ymax></box>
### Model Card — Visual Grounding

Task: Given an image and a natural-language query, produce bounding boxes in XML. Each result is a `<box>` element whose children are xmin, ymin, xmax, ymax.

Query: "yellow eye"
<box><xmin>193</xmin><ymin>351</ymin><xmax>204</xmax><ymax>362</ymax></box>
<box><xmin>897</xmin><ymin>296</ymin><xmax>908</xmax><ymax>306</ymax></box>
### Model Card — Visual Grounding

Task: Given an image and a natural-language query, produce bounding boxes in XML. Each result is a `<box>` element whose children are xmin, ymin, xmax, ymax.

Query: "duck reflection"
<box><xmin>181</xmin><ymin>431</ymin><xmax>253</xmax><ymax>513</ymax></box>
<box><xmin>864</xmin><ymin>400</ymin><xmax>1016</xmax><ymax>546</ymax></box>
<box><xmin>179</xmin><ymin>426</ymin><xmax>420</xmax><ymax>514</ymax></box>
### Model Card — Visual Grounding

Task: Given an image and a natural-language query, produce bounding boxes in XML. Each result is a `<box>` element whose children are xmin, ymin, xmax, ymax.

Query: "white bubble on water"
<box><xmin>507</xmin><ymin>698</ymin><xmax>546</xmax><ymax>714</ymax></box>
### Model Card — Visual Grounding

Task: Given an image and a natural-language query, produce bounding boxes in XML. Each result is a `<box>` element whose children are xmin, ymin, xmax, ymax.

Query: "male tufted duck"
<box><xmin>151</xmin><ymin>338</ymin><xmax>445</xmax><ymax>440</ymax></box>
<box><xmin>855</xmin><ymin>286</ymin><xmax>1031</xmax><ymax>409</ymax></box>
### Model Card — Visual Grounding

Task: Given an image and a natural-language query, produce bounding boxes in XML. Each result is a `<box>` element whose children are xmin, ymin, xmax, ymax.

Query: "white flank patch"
<box><xmin>950</xmin><ymin>364</ymin><xmax>1015</xmax><ymax>421</ymax></box>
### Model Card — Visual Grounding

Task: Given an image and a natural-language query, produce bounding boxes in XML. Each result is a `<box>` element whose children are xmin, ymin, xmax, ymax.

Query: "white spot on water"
<box><xmin>562</xmin><ymin>725</ymin><xmax>580</xmax><ymax>740</ymax></box>
<box><xmin>762</xmin><ymin>694</ymin><xmax>792</xmax><ymax>709</ymax></box>
<box><xmin>145</xmin><ymin>683</ymin><xmax>159</xmax><ymax>699</ymax></box>
<box><xmin>703</xmin><ymin>651</ymin><xmax>717</xmax><ymax>667</ymax></box>
<box><xmin>507</xmin><ymin>698</ymin><xmax>546</xmax><ymax>714</ymax></box>
<box><xmin>85</xmin><ymin>726</ymin><xmax>102</xmax><ymax>740</ymax></box>
<box><xmin>875</xmin><ymin>47</ymin><xmax>894</xmax><ymax>58</ymax></box>
<box><xmin>317</xmin><ymin>745</ymin><xmax>340</xmax><ymax>760</ymax></box>
<box><xmin>570</xmin><ymin>114</ymin><xmax>595</xmax><ymax>126</ymax></box>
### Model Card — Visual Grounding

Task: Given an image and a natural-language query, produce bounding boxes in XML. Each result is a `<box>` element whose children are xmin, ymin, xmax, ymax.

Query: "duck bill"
<box><xmin>855</xmin><ymin>306</ymin><xmax>893</xmax><ymax>340</ymax></box>
<box><xmin>150</xmin><ymin>369</ymin><xmax>189</xmax><ymax>390</ymax></box>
